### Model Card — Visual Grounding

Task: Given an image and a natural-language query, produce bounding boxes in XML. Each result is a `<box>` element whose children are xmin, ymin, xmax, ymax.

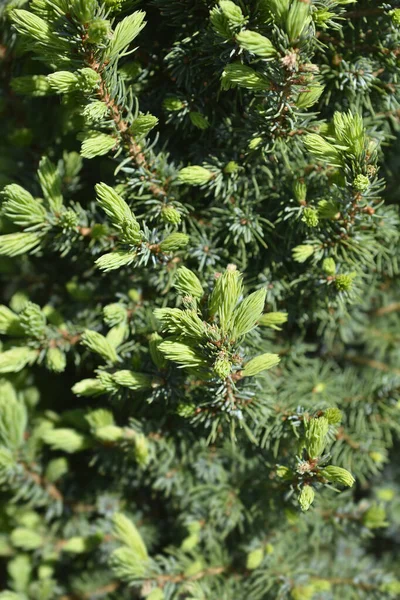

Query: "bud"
<box><xmin>296</xmin><ymin>82</ymin><xmax>324</xmax><ymax>109</ymax></box>
<box><xmin>77</xmin><ymin>68</ymin><xmax>101</xmax><ymax>93</ymax></box>
<box><xmin>293</xmin><ymin>180</ymin><xmax>307</xmax><ymax>203</ymax></box>
<box><xmin>129</xmin><ymin>114</ymin><xmax>159</xmax><ymax>137</ymax></box>
<box><xmin>370</xmin><ymin>451</ymin><xmax>386</xmax><ymax>465</ymax></box>
<box><xmin>266</xmin><ymin>0</ymin><xmax>290</xmax><ymax>23</ymax></box>
<box><xmin>71</xmin><ymin>0</ymin><xmax>97</xmax><ymax>23</ymax></box>
<box><xmin>45</xmin><ymin>457</ymin><xmax>68</xmax><ymax>482</ymax></box>
<box><xmin>11</xmin><ymin>75</ymin><xmax>51</xmax><ymax>96</ymax></box>
<box><xmin>62</xmin><ymin>537</ymin><xmax>88</xmax><ymax>554</ymax></box>
<box><xmin>45</xmin><ymin>347</ymin><xmax>67</xmax><ymax>372</ymax></box>
<box><xmin>391</xmin><ymin>9</ymin><xmax>400</xmax><ymax>26</ymax></box>
<box><xmin>174</xmin><ymin>267</ymin><xmax>204</xmax><ymax>300</ymax></box>
<box><xmin>163</xmin><ymin>97</ymin><xmax>185</xmax><ymax>111</ymax></box>
<box><xmin>161</xmin><ymin>204</ymin><xmax>181</xmax><ymax>225</ymax></box>
<box><xmin>224</xmin><ymin>161</ymin><xmax>239</xmax><ymax>174</ymax></box>
<box><xmin>87</xmin><ymin>19</ymin><xmax>112</xmax><ymax>44</ymax></box>
<box><xmin>47</xmin><ymin>71</ymin><xmax>80</xmax><ymax>94</ymax></box>
<box><xmin>10</xmin><ymin>9</ymin><xmax>52</xmax><ymax>43</ymax></box>
<box><xmin>11</xmin><ymin>528</ymin><xmax>43</xmax><ymax>551</ymax></box>
<box><xmin>113</xmin><ymin>370</ymin><xmax>153</xmax><ymax>390</ymax></box>
<box><xmin>95</xmin><ymin>183</ymin><xmax>142</xmax><ymax>244</ymax></box>
<box><xmin>353</xmin><ymin>174</ymin><xmax>370</xmax><ymax>191</ymax></box>
<box><xmin>292</xmin><ymin>244</ymin><xmax>314</xmax><ymax>263</ymax></box>
<box><xmin>276</xmin><ymin>465</ymin><xmax>293</xmax><ymax>480</ymax></box>
<box><xmin>0</xmin><ymin>393</ymin><xmax>27</xmax><ymax>449</ymax></box>
<box><xmin>376</xmin><ymin>488</ymin><xmax>395</xmax><ymax>502</ymax></box>
<box><xmin>219</xmin><ymin>1</ymin><xmax>246</xmax><ymax>27</ymax></box>
<box><xmin>362</xmin><ymin>504</ymin><xmax>388</xmax><ymax>529</ymax></box>
<box><xmin>317</xmin><ymin>199</ymin><xmax>340</xmax><ymax>219</ymax></box>
<box><xmin>322</xmin><ymin>257</ymin><xmax>336</xmax><ymax>276</ymax></box>
<box><xmin>189</xmin><ymin>112</ymin><xmax>209</xmax><ymax>130</ymax></box>
<box><xmin>313</xmin><ymin>9</ymin><xmax>335</xmax><ymax>28</ymax></box>
<box><xmin>213</xmin><ymin>356</ymin><xmax>232</xmax><ymax>379</ymax></box>
<box><xmin>221</xmin><ymin>63</ymin><xmax>268</xmax><ymax>91</ymax></box>
<box><xmin>320</xmin><ymin>465</ymin><xmax>355</xmax><ymax>487</ymax></box>
<box><xmin>258</xmin><ymin>312</ymin><xmax>288</xmax><ymax>330</ymax></box>
<box><xmin>246</xmin><ymin>547</ymin><xmax>264</xmax><ymax>570</ymax></box>
<box><xmin>134</xmin><ymin>432</ymin><xmax>149</xmax><ymax>466</ymax></box>
<box><xmin>83</xmin><ymin>101</ymin><xmax>109</xmax><ymax>122</ymax></box>
<box><xmin>158</xmin><ymin>341</ymin><xmax>206</xmax><ymax>369</ymax></box>
<box><xmin>19</xmin><ymin>302</ymin><xmax>47</xmax><ymax>338</ymax></box>
<box><xmin>0</xmin><ymin>231</ymin><xmax>43</xmax><ymax>257</ymax></box>
<box><xmin>249</xmin><ymin>137</ymin><xmax>263</xmax><ymax>150</ymax></box>
<box><xmin>304</xmin><ymin>416</ymin><xmax>329</xmax><ymax>458</ymax></box>
<box><xmin>42</xmin><ymin>428</ymin><xmax>89</xmax><ymax>453</ymax></box>
<box><xmin>103</xmin><ymin>303</ymin><xmax>127</xmax><ymax>326</ymax></box>
<box><xmin>286</xmin><ymin>0</ymin><xmax>311</xmax><ymax>41</ymax></box>
<box><xmin>242</xmin><ymin>353</ymin><xmax>280</xmax><ymax>377</ymax></box>
<box><xmin>38</xmin><ymin>156</ymin><xmax>64</xmax><ymax>212</ymax></box>
<box><xmin>96</xmin><ymin>251</ymin><xmax>134</xmax><ymax>272</ymax></box>
<box><xmin>231</xmin><ymin>289</ymin><xmax>266</xmax><ymax>339</ymax></box>
<box><xmin>176</xmin><ymin>402</ymin><xmax>196</xmax><ymax>418</ymax></box>
<box><xmin>112</xmin><ymin>513</ymin><xmax>148</xmax><ymax>559</ymax></box>
<box><xmin>81</xmin><ymin>330</ymin><xmax>120</xmax><ymax>364</ymax></box>
<box><xmin>298</xmin><ymin>485</ymin><xmax>315</xmax><ymax>511</ymax></box>
<box><xmin>177</xmin><ymin>165</ymin><xmax>213</xmax><ymax>185</ymax></box>
<box><xmin>59</xmin><ymin>208</ymin><xmax>80</xmax><ymax>230</ymax></box>
<box><xmin>334</xmin><ymin>273</ymin><xmax>356</xmax><ymax>292</ymax></box>
<box><xmin>301</xmin><ymin>207</ymin><xmax>319</xmax><ymax>227</ymax></box>
<box><xmin>106</xmin><ymin>11</ymin><xmax>146</xmax><ymax>58</ymax></box>
<box><xmin>209</xmin><ymin>265</ymin><xmax>243</xmax><ymax>330</ymax></box>
<box><xmin>304</xmin><ymin>133</ymin><xmax>342</xmax><ymax>167</ymax></box>
<box><xmin>159</xmin><ymin>233</ymin><xmax>190</xmax><ymax>252</ymax></box>
<box><xmin>324</xmin><ymin>407</ymin><xmax>342</xmax><ymax>425</ymax></box>
<box><xmin>80</xmin><ymin>132</ymin><xmax>117</xmax><ymax>159</ymax></box>
<box><xmin>236</xmin><ymin>30</ymin><xmax>276</xmax><ymax>59</ymax></box>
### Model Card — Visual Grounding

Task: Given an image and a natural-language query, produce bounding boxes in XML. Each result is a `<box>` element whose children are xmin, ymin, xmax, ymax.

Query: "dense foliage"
<box><xmin>0</xmin><ymin>1</ymin><xmax>400</xmax><ymax>598</ymax></box>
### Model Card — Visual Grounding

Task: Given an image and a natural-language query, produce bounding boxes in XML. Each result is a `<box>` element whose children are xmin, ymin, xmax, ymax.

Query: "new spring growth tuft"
<box><xmin>258</xmin><ymin>312</ymin><xmax>288</xmax><ymax>330</ymax></box>
<box><xmin>87</xmin><ymin>19</ymin><xmax>112</xmax><ymax>44</ymax></box>
<box><xmin>45</xmin><ymin>347</ymin><xmax>67</xmax><ymax>373</ymax></box>
<box><xmin>301</xmin><ymin>207</ymin><xmax>319</xmax><ymax>228</ymax></box>
<box><xmin>209</xmin><ymin>264</ymin><xmax>243</xmax><ymax>331</ymax></box>
<box><xmin>304</xmin><ymin>417</ymin><xmax>329</xmax><ymax>459</ymax></box>
<box><xmin>213</xmin><ymin>356</ymin><xmax>232</xmax><ymax>379</ymax></box>
<box><xmin>159</xmin><ymin>233</ymin><xmax>189</xmax><ymax>252</ymax></box>
<box><xmin>242</xmin><ymin>353</ymin><xmax>280</xmax><ymax>377</ymax></box>
<box><xmin>177</xmin><ymin>166</ymin><xmax>213</xmax><ymax>185</ymax></box>
<box><xmin>320</xmin><ymin>465</ymin><xmax>355</xmax><ymax>487</ymax></box>
<box><xmin>322</xmin><ymin>257</ymin><xmax>336</xmax><ymax>276</ymax></box>
<box><xmin>161</xmin><ymin>205</ymin><xmax>181</xmax><ymax>225</ymax></box>
<box><xmin>353</xmin><ymin>174</ymin><xmax>370</xmax><ymax>191</ymax></box>
<box><xmin>236</xmin><ymin>30</ymin><xmax>277</xmax><ymax>59</ymax></box>
<box><xmin>174</xmin><ymin>267</ymin><xmax>204</xmax><ymax>300</ymax></box>
<box><xmin>335</xmin><ymin>273</ymin><xmax>356</xmax><ymax>292</ymax></box>
<box><xmin>299</xmin><ymin>485</ymin><xmax>315</xmax><ymax>512</ymax></box>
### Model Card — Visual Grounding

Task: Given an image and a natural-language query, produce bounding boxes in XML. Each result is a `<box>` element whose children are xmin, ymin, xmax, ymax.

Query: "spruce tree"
<box><xmin>0</xmin><ymin>1</ymin><xmax>399</xmax><ymax>598</ymax></box>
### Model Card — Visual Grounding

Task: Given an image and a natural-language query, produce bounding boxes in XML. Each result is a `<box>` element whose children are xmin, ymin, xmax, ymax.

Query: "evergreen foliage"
<box><xmin>0</xmin><ymin>1</ymin><xmax>399</xmax><ymax>598</ymax></box>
